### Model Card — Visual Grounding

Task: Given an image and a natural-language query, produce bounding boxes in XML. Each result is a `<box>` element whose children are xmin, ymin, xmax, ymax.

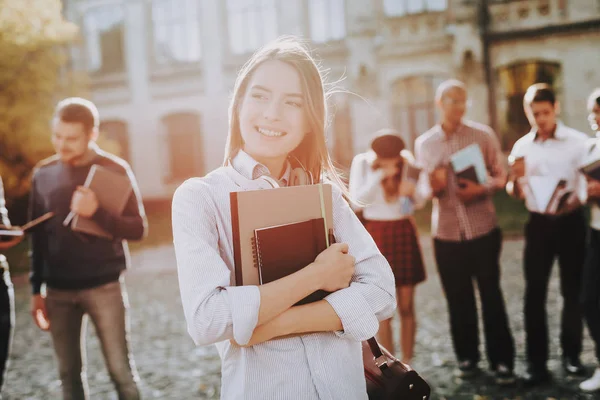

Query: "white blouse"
<box><xmin>171</xmin><ymin>150</ymin><xmax>396</xmax><ymax>400</ymax></box>
<box><xmin>509</xmin><ymin>123</ymin><xmax>589</xmax><ymax>214</ymax></box>
<box><xmin>349</xmin><ymin>151</ymin><xmax>428</xmax><ymax>221</ymax></box>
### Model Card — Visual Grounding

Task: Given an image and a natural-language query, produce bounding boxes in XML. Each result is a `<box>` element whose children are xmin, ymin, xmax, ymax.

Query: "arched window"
<box><xmin>99</xmin><ymin>120</ymin><xmax>131</xmax><ymax>164</ymax></box>
<box><xmin>162</xmin><ymin>112</ymin><xmax>204</xmax><ymax>182</ymax></box>
<box><xmin>391</xmin><ymin>75</ymin><xmax>445</xmax><ymax>150</ymax></box>
<box><xmin>496</xmin><ymin>61</ymin><xmax>562</xmax><ymax>149</ymax></box>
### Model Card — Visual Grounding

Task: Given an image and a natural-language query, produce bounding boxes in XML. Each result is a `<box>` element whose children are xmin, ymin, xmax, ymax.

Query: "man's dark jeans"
<box><xmin>434</xmin><ymin>228</ymin><xmax>515</xmax><ymax>370</ymax></box>
<box><xmin>46</xmin><ymin>278</ymin><xmax>140</xmax><ymax>400</ymax></box>
<box><xmin>523</xmin><ymin>210</ymin><xmax>586</xmax><ymax>369</ymax></box>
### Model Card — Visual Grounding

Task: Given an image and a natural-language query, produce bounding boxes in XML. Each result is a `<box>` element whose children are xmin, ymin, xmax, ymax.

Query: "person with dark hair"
<box><xmin>580</xmin><ymin>87</ymin><xmax>600</xmax><ymax>392</ymax></box>
<box><xmin>415</xmin><ymin>79</ymin><xmax>515</xmax><ymax>385</ymax></box>
<box><xmin>508</xmin><ymin>83</ymin><xmax>589</xmax><ymax>386</ymax></box>
<box><xmin>29</xmin><ymin>97</ymin><xmax>148</xmax><ymax>400</ymax></box>
<box><xmin>349</xmin><ymin>128</ymin><xmax>427</xmax><ymax>363</ymax></box>
<box><xmin>0</xmin><ymin>177</ymin><xmax>23</xmax><ymax>395</ymax></box>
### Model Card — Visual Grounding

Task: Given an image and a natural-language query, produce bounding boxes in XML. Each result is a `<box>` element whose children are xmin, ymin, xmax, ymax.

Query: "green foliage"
<box><xmin>0</xmin><ymin>0</ymin><xmax>78</xmax><ymax>201</ymax></box>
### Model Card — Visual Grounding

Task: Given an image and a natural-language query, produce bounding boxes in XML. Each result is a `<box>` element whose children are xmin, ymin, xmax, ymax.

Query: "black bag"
<box><xmin>363</xmin><ymin>337</ymin><xmax>431</xmax><ymax>399</ymax></box>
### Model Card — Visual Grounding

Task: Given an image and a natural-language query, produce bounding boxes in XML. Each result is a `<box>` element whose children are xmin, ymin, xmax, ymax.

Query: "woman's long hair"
<box><xmin>223</xmin><ymin>36</ymin><xmax>346</xmax><ymax>191</ymax></box>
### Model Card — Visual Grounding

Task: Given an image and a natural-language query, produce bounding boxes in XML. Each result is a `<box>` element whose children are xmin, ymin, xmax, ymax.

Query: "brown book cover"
<box><xmin>230</xmin><ymin>183</ymin><xmax>334</xmax><ymax>287</ymax></box>
<box><xmin>253</xmin><ymin>218</ymin><xmax>330</xmax><ymax>305</ymax></box>
<box><xmin>71</xmin><ymin>164</ymin><xmax>132</xmax><ymax>239</ymax></box>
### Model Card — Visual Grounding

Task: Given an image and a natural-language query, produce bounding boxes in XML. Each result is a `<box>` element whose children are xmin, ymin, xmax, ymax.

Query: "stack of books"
<box><xmin>230</xmin><ymin>183</ymin><xmax>334</xmax><ymax>305</ymax></box>
<box><xmin>450</xmin><ymin>143</ymin><xmax>487</xmax><ymax>185</ymax></box>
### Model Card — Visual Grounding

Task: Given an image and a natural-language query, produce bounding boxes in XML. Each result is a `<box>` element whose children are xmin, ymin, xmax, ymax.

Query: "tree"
<box><xmin>0</xmin><ymin>0</ymin><xmax>78</xmax><ymax>202</ymax></box>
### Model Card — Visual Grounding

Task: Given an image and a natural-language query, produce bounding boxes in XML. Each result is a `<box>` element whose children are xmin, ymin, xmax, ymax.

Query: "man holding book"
<box><xmin>28</xmin><ymin>98</ymin><xmax>147</xmax><ymax>400</ymax></box>
<box><xmin>415</xmin><ymin>79</ymin><xmax>515</xmax><ymax>385</ymax></box>
<box><xmin>507</xmin><ymin>83</ymin><xmax>588</xmax><ymax>386</ymax></box>
<box><xmin>0</xmin><ymin>176</ymin><xmax>23</xmax><ymax>394</ymax></box>
<box><xmin>579</xmin><ymin>87</ymin><xmax>600</xmax><ymax>393</ymax></box>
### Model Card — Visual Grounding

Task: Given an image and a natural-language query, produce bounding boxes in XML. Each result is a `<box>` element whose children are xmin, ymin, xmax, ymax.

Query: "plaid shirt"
<box><xmin>415</xmin><ymin>120</ymin><xmax>506</xmax><ymax>242</ymax></box>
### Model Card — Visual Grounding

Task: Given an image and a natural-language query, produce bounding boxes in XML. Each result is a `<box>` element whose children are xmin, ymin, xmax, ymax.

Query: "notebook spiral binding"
<box><xmin>251</xmin><ymin>236</ymin><xmax>261</xmax><ymax>270</ymax></box>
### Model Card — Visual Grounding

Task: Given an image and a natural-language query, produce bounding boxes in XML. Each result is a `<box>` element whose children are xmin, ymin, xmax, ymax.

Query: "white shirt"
<box><xmin>583</xmin><ymin>136</ymin><xmax>600</xmax><ymax>230</ymax></box>
<box><xmin>510</xmin><ymin>122</ymin><xmax>589</xmax><ymax>214</ymax></box>
<box><xmin>348</xmin><ymin>151</ymin><xmax>427</xmax><ymax>221</ymax></box>
<box><xmin>172</xmin><ymin>150</ymin><xmax>396</xmax><ymax>400</ymax></box>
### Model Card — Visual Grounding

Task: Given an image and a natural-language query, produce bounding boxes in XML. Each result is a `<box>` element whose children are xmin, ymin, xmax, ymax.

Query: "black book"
<box><xmin>252</xmin><ymin>218</ymin><xmax>330</xmax><ymax>306</ymax></box>
<box><xmin>455</xmin><ymin>165</ymin><xmax>479</xmax><ymax>184</ymax></box>
<box><xmin>581</xmin><ymin>159</ymin><xmax>600</xmax><ymax>182</ymax></box>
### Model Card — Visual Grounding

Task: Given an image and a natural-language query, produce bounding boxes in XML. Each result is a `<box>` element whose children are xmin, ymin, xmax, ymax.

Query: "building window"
<box><xmin>226</xmin><ymin>0</ymin><xmax>278</xmax><ymax>54</ymax></box>
<box><xmin>309</xmin><ymin>0</ymin><xmax>346</xmax><ymax>43</ymax></box>
<box><xmin>151</xmin><ymin>0</ymin><xmax>201</xmax><ymax>65</ymax></box>
<box><xmin>497</xmin><ymin>61</ymin><xmax>562</xmax><ymax>149</ymax></box>
<box><xmin>383</xmin><ymin>0</ymin><xmax>447</xmax><ymax>16</ymax></box>
<box><xmin>391</xmin><ymin>75</ymin><xmax>445</xmax><ymax>150</ymax></box>
<box><xmin>83</xmin><ymin>6</ymin><xmax>126</xmax><ymax>73</ymax></box>
<box><xmin>99</xmin><ymin>120</ymin><xmax>131</xmax><ymax>165</ymax></box>
<box><xmin>162</xmin><ymin>113</ymin><xmax>204</xmax><ymax>182</ymax></box>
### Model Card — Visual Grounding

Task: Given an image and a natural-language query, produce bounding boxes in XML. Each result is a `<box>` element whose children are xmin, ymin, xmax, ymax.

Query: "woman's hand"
<box><xmin>310</xmin><ymin>243</ymin><xmax>355</xmax><ymax>293</ymax></box>
<box><xmin>429</xmin><ymin>167</ymin><xmax>448</xmax><ymax>196</ymax></box>
<box><xmin>398</xmin><ymin>180</ymin><xmax>416</xmax><ymax>197</ymax></box>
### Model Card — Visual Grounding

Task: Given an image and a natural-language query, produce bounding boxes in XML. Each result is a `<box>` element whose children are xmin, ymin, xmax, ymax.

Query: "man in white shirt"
<box><xmin>580</xmin><ymin>87</ymin><xmax>600</xmax><ymax>393</ymax></box>
<box><xmin>508</xmin><ymin>83</ymin><xmax>588</xmax><ymax>386</ymax></box>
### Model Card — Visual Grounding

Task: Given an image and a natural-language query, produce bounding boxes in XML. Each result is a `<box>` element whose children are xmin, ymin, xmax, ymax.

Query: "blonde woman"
<box><xmin>172</xmin><ymin>37</ymin><xmax>396</xmax><ymax>399</ymax></box>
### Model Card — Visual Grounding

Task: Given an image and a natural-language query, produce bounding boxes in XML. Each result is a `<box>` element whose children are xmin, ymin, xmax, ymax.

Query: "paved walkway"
<box><xmin>3</xmin><ymin>238</ymin><xmax>600</xmax><ymax>399</ymax></box>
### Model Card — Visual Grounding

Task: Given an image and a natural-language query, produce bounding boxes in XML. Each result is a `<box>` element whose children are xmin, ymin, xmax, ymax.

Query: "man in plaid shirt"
<box><xmin>415</xmin><ymin>79</ymin><xmax>515</xmax><ymax>385</ymax></box>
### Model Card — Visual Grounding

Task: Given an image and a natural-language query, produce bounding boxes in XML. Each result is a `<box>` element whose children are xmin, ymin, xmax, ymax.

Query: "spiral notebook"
<box><xmin>230</xmin><ymin>183</ymin><xmax>334</xmax><ymax>287</ymax></box>
<box><xmin>252</xmin><ymin>218</ymin><xmax>330</xmax><ymax>305</ymax></box>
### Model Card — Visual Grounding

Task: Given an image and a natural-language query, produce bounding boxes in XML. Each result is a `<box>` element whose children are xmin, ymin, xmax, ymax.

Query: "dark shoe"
<box><xmin>562</xmin><ymin>356</ymin><xmax>586</xmax><ymax>377</ymax></box>
<box><xmin>493</xmin><ymin>363</ymin><xmax>516</xmax><ymax>385</ymax></box>
<box><xmin>523</xmin><ymin>366</ymin><xmax>551</xmax><ymax>387</ymax></box>
<box><xmin>454</xmin><ymin>359</ymin><xmax>479</xmax><ymax>378</ymax></box>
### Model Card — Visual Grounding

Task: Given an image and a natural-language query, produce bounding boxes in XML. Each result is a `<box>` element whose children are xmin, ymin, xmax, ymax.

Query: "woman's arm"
<box><xmin>239</xmin><ymin>300</ymin><xmax>343</xmax><ymax>346</ymax></box>
<box><xmin>306</xmin><ymin>184</ymin><xmax>397</xmax><ymax>342</ymax></box>
<box><xmin>349</xmin><ymin>153</ymin><xmax>385</xmax><ymax>205</ymax></box>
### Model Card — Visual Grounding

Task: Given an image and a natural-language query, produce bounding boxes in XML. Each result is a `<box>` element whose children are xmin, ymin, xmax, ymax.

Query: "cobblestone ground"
<box><xmin>3</xmin><ymin>238</ymin><xmax>600</xmax><ymax>399</ymax></box>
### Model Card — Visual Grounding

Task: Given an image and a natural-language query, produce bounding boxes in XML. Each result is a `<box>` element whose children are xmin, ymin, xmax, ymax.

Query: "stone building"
<box><xmin>63</xmin><ymin>0</ymin><xmax>600</xmax><ymax>199</ymax></box>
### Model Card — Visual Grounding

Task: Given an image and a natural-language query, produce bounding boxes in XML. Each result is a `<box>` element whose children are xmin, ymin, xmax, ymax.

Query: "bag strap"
<box><xmin>367</xmin><ymin>337</ymin><xmax>391</xmax><ymax>375</ymax></box>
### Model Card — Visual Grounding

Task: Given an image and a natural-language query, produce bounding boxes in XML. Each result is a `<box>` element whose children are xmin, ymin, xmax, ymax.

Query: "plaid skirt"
<box><xmin>364</xmin><ymin>218</ymin><xmax>426</xmax><ymax>287</ymax></box>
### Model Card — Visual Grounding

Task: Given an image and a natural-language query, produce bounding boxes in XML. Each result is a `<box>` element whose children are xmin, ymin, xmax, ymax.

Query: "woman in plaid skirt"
<box><xmin>349</xmin><ymin>129</ymin><xmax>427</xmax><ymax>364</ymax></box>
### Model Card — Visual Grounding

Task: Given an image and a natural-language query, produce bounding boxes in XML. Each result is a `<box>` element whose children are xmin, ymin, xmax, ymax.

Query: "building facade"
<box><xmin>64</xmin><ymin>0</ymin><xmax>600</xmax><ymax>199</ymax></box>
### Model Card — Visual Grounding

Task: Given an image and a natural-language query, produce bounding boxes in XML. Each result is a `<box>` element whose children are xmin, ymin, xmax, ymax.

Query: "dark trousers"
<box><xmin>582</xmin><ymin>227</ymin><xmax>600</xmax><ymax>364</ymax></box>
<box><xmin>434</xmin><ymin>228</ymin><xmax>515</xmax><ymax>369</ymax></box>
<box><xmin>0</xmin><ymin>257</ymin><xmax>14</xmax><ymax>393</ymax></box>
<box><xmin>46</xmin><ymin>279</ymin><xmax>140</xmax><ymax>400</ymax></box>
<box><xmin>524</xmin><ymin>210</ymin><xmax>586</xmax><ymax>368</ymax></box>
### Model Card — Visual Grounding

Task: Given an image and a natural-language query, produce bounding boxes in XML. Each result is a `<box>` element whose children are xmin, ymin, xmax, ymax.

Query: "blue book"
<box><xmin>450</xmin><ymin>144</ymin><xmax>487</xmax><ymax>185</ymax></box>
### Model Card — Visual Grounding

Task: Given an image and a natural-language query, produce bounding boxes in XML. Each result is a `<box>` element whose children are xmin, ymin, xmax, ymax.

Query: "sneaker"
<box><xmin>454</xmin><ymin>360</ymin><xmax>479</xmax><ymax>378</ymax></box>
<box><xmin>580</xmin><ymin>368</ymin><xmax>600</xmax><ymax>392</ymax></box>
<box><xmin>494</xmin><ymin>363</ymin><xmax>516</xmax><ymax>385</ymax></box>
<box><xmin>562</xmin><ymin>356</ymin><xmax>586</xmax><ymax>377</ymax></box>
